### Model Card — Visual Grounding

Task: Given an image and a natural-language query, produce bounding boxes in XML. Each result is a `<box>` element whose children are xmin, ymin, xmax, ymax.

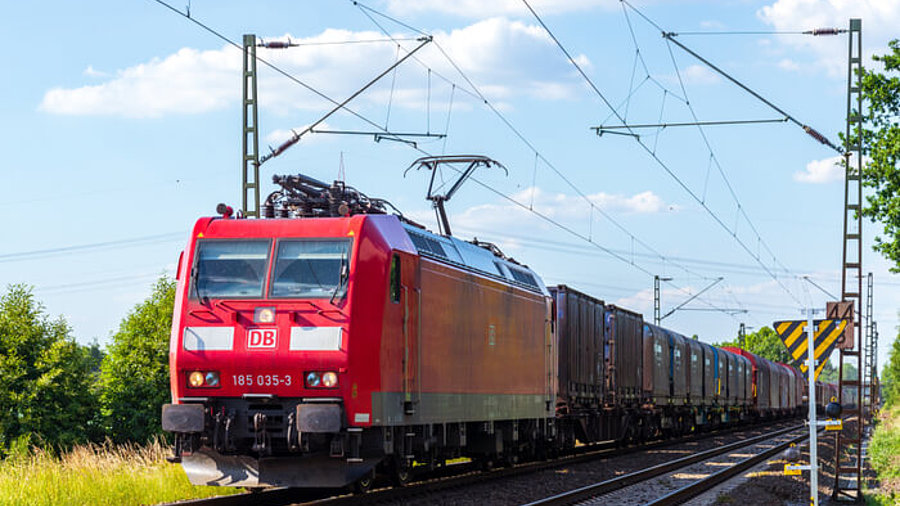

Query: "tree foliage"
<box><xmin>882</xmin><ymin>329</ymin><xmax>900</xmax><ymax>407</ymax></box>
<box><xmin>858</xmin><ymin>40</ymin><xmax>900</xmax><ymax>270</ymax></box>
<box><xmin>0</xmin><ymin>284</ymin><xmax>103</xmax><ymax>453</ymax></box>
<box><xmin>98</xmin><ymin>277</ymin><xmax>175</xmax><ymax>444</ymax></box>
<box><xmin>717</xmin><ymin>326</ymin><xmax>791</xmax><ymax>364</ymax></box>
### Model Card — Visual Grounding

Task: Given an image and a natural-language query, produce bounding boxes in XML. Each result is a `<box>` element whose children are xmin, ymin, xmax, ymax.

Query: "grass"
<box><xmin>866</xmin><ymin>405</ymin><xmax>900</xmax><ymax>505</ymax></box>
<box><xmin>0</xmin><ymin>439</ymin><xmax>240</xmax><ymax>506</ymax></box>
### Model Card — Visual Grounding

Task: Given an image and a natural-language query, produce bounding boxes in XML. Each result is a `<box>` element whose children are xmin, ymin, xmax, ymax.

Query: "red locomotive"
<box><xmin>162</xmin><ymin>163</ymin><xmax>806</xmax><ymax>490</ymax></box>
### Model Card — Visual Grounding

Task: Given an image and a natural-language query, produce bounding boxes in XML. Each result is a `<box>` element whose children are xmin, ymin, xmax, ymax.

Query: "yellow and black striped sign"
<box><xmin>773</xmin><ymin>319</ymin><xmax>848</xmax><ymax>380</ymax></box>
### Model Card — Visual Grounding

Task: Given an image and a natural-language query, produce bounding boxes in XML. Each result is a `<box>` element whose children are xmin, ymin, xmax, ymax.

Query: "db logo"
<box><xmin>248</xmin><ymin>329</ymin><xmax>277</xmax><ymax>349</ymax></box>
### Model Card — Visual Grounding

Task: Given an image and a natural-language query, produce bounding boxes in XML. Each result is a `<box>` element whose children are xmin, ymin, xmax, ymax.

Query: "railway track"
<box><xmin>523</xmin><ymin>423</ymin><xmax>809</xmax><ymax>506</ymax></box>
<box><xmin>158</xmin><ymin>419</ymin><xmax>802</xmax><ymax>506</ymax></box>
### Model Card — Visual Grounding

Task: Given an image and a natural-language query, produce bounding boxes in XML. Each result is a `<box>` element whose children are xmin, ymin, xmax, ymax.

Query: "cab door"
<box><xmin>393</xmin><ymin>252</ymin><xmax>420</xmax><ymax>415</ymax></box>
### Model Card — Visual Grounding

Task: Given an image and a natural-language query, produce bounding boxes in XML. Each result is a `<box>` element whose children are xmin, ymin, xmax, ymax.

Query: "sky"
<box><xmin>2</xmin><ymin>0</ymin><xmax>899</xmax><ymax>374</ymax></box>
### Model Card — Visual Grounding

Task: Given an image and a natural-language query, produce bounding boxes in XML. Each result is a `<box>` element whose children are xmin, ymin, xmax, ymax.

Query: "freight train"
<box><xmin>162</xmin><ymin>171</ymin><xmax>812</xmax><ymax>490</ymax></box>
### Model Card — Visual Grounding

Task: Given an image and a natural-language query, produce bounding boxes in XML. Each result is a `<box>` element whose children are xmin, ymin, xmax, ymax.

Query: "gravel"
<box><xmin>374</xmin><ymin>422</ymin><xmax>799</xmax><ymax>506</ymax></box>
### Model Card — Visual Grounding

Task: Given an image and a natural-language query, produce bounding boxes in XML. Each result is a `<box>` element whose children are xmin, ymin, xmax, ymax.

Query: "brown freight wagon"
<box><xmin>549</xmin><ymin>285</ymin><xmax>605</xmax><ymax>410</ymax></box>
<box><xmin>606</xmin><ymin>305</ymin><xmax>644</xmax><ymax>406</ymax></box>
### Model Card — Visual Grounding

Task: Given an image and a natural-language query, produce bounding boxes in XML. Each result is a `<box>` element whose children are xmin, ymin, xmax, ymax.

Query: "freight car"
<box><xmin>162</xmin><ymin>172</ymin><xmax>804</xmax><ymax>490</ymax></box>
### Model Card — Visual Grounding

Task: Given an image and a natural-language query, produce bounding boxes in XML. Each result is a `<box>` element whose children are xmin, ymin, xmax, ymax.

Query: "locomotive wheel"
<box><xmin>391</xmin><ymin>458</ymin><xmax>412</xmax><ymax>487</ymax></box>
<box><xmin>353</xmin><ymin>470</ymin><xmax>375</xmax><ymax>494</ymax></box>
<box><xmin>478</xmin><ymin>455</ymin><xmax>496</xmax><ymax>472</ymax></box>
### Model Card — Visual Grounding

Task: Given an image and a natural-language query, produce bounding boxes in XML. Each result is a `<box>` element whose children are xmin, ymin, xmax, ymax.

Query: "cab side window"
<box><xmin>390</xmin><ymin>254</ymin><xmax>401</xmax><ymax>303</ymax></box>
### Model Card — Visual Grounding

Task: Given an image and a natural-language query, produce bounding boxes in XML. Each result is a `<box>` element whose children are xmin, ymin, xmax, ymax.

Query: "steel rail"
<box><xmin>645</xmin><ymin>430</ymin><xmax>813</xmax><ymax>505</ymax></box>
<box><xmin>157</xmin><ymin>420</ymin><xmax>802</xmax><ymax>506</ymax></box>
<box><xmin>521</xmin><ymin>423</ymin><xmax>804</xmax><ymax>506</ymax></box>
<box><xmin>156</xmin><ymin>487</ymin><xmax>336</xmax><ymax>506</ymax></box>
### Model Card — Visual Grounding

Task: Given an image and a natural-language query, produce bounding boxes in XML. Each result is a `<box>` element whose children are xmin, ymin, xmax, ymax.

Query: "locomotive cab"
<box><xmin>162</xmin><ymin>212</ymin><xmax>404</xmax><ymax>488</ymax></box>
<box><xmin>162</xmin><ymin>172</ymin><xmax>556</xmax><ymax>489</ymax></box>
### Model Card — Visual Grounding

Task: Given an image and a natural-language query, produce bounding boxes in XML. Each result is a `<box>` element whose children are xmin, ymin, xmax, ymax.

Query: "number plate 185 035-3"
<box><xmin>232</xmin><ymin>374</ymin><xmax>292</xmax><ymax>387</ymax></box>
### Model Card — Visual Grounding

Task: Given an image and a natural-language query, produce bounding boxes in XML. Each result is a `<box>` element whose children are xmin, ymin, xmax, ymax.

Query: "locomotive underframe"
<box><xmin>167</xmin><ymin>396</ymin><xmax>563</xmax><ymax>487</ymax></box>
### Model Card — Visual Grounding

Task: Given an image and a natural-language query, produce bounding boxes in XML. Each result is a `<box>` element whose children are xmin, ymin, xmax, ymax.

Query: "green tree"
<box><xmin>818</xmin><ymin>360</ymin><xmax>839</xmax><ymax>383</ymax></box>
<box><xmin>0</xmin><ymin>284</ymin><xmax>102</xmax><ymax>452</ymax></box>
<box><xmin>882</xmin><ymin>331</ymin><xmax>900</xmax><ymax>406</ymax></box>
<box><xmin>717</xmin><ymin>326</ymin><xmax>791</xmax><ymax>364</ymax></box>
<box><xmin>98</xmin><ymin>276</ymin><xmax>175</xmax><ymax>443</ymax></box>
<box><xmin>856</xmin><ymin>40</ymin><xmax>900</xmax><ymax>270</ymax></box>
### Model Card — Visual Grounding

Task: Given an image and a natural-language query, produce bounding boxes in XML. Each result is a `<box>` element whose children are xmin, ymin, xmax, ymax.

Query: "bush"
<box><xmin>868</xmin><ymin>406</ymin><xmax>900</xmax><ymax>504</ymax></box>
<box><xmin>0</xmin><ymin>284</ymin><xmax>102</xmax><ymax>453</ymax></box>
<box><xmin>98</xmin><ymin>277</ymin><xmax>175</xmax><ymax>444</ymax></box>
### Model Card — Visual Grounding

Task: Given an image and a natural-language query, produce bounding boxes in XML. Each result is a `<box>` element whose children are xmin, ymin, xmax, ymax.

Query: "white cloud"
<box><xmin>680</xmin><ymin>64</ymin><xmax>721</xmax><ymax>85</ymax></box>
<box><xmin>699</xmin><ymin>20</ymin><xmax>726</xmax><ymax>30</ymax></box>
<box><xmin>793</xmin><ymin>156</ymin><xmax>844</xmax><ymax>184</ymax></box>
<box><xmin>405</xmin><ymin>186</ymin><xmax>675</xmax><ymax>240</ymax></box>
<box><xmin>83</xmin><ymin>65</ymin><xmax>109</xmax><ymax>78</ymax></box>
<box><xmin>41</xmin><ymin>46</ymin><xmax>241</xmax><ymax>118</ymax></box>
<box><xmin>777</xmin><ymin>58</ymin><xmax>800</xmax><ymax>72</ymax></box>
<box><xmin>264</xmin><ymin>122</ymin><xmax>336</xmax><ymax>146</ymax></box>
<box><xmin>591</xmin><ymin>190</ymin><xmax>673</xmax><ymax>214</ymax></box>
<box><xmin>758</xmin><ymin>0</ymin><xmax>900</xmax><ymax>76</ymax></box>
<box><xmin>385</xmin><ymin>0</ymin><xmax>614</xmax><ymax>18</ymax></box>
<box><xmin>615</xmin><ymin>287</ymin><xmax>653</xmax><ymax>314</ymax></box>
<box><xmin>517</xmin><ymin>187</ymin><xmax>675</xmax><ymax>215</ymax></box>
<box><xmin>40</xmin><ymin>20</ymin><xmax>589</xmax><ymax>118</ymax></box>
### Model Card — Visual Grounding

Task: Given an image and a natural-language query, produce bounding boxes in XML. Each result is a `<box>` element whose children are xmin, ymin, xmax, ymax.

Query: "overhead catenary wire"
<box><xmin>150</xmin><ymin>0</ymin><xmax>788</xmax><ymax>321</ymax></box>
<box><xmin>0</xmin><ymin>232</ymin><xmax>184</xmax><ymax>263</ymax></box>
<box><xmin>350</xmin><ymin>0</ymin><xmax>806</xmax><ymax>319</ymax></box>
<box><xmin>523</xmin><ymin>0</ymin><xmax>806</xmax><ymax>307</ymax></box>
<box><xmin>349</xmin><ymin>3</ymin><xmax>761</xmax><ymax>320</ymax></box>
<box><xmin>661</xmin><ymin>32</ymin><xmax>843</xmax><ymax>153</ymax></box>
<box><xmin>617</xmin><ymin>0</ymin><xmax>842</xmax><ymax>153</ymax></box>
<box><xmin>150</xmin><ymin>0</ymin><xmax>427</xmax><ymax>160</ymax></box>
<box><xmin>261</xmin><ymin>36</ymin><xmax>419</xmax><ymax>46</ymax></box>
<box><xmin>259</xmin><ymin>35</ymin><xmax>433</xmax><ymax>163</ymax></box>
<box><xmin>352</xmin><ymin>3</ymin><xmax>724</xmax><ymax>272</ymax></box>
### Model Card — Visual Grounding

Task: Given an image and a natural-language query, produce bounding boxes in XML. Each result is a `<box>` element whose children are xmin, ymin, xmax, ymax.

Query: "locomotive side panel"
<box><xmin>409</xmin><ymin>258</ymin><xmax>551</xmax><ymax>424</ymax></box>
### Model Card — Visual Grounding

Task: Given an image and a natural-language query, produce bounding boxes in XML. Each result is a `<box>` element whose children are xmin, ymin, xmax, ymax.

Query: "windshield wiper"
<box><xmin>191</xmin><ymin>266</ymin><xmax>209</xmax><ymax>305</ymax></box>
<box><xmin>329</xmin><ymin>249</ymin><xmax>349</xmax><ymax>305</ymax></box>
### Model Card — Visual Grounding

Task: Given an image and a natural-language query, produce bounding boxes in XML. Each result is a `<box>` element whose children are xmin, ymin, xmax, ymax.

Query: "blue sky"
<box><xmin>3</xmin><ymin>0</ymin><xmax>899</xmax><ymax>373</ymax></box>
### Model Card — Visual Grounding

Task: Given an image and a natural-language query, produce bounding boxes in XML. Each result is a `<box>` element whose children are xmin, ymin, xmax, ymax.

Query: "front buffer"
<box><xmin>162</xmin><ymin>400</ymin><xmax>380</xmax><ymax>488</ymax></box>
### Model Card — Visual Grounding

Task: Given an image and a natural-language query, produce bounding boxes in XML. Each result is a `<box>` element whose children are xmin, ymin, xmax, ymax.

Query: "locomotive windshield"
<box><xmin>194</xmin><ymin>240</ymin><xmax>270</xmax><ymax>298</ymax></box>
<box><xmin>270</xmin><ymin>239</ymin><xmax>352</xmax><ymax>298</ymax></box>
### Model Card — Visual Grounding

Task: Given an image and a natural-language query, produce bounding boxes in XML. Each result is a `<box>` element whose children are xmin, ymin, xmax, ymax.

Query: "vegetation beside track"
<box><xmin>867</xmin><ymin>406</ymin><xmax>900</xmax><ymax>504</ymax></box>
<box><xmin>0</xmin><ymin>439</ymin><xmax>238</xmax><ymax>506</ymax></box>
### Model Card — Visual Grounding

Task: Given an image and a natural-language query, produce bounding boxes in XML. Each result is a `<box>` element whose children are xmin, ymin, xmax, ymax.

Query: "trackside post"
<box><xmin>806</xmin><ymin>312</ymin><xmax>818</xmax><ymax>506</ymax></box>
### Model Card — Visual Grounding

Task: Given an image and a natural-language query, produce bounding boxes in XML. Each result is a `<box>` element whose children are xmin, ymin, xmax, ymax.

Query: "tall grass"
<box><xmin>868</xmin><ymin>405</ymin><xmax>900</xmax><ymax>505</ymax></box>
<box><xmin>0</xmin><ymin>439</ymin><xmax>239</xmax><ymax>506</ymax></box>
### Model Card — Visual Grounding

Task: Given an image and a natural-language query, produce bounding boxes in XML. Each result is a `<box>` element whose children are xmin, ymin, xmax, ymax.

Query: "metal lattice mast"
<box><xmin>833</xmin><ymin>18</ymin><xmax>864</xmax><ymax>502</ymax></box>
<box><xmin>653</xmin><ymin>275</ymin><xmax>662</xmax><ymax>325</ymax></box>
<box><xmin>242</xmin><ymin>34</ymin><xmax>261</xmax><ymax>218</ymax></box>
<box><xmin>873</xmin><ymin>322</ymin><xmax>879</xmax><ymax>407</ymax></box>
<box><xmin>863</xmin><ymin>273</ymin><xmax>874</xmax><ymax>417</ymax></box>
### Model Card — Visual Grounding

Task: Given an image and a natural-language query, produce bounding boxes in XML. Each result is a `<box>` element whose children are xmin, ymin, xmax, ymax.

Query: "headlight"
<box><xmin>188</xmin><ymin>371</ymin><xmax>205</xmax><ymax>388</ymax></box>
<box><xmin>254</xmin><ymin>307</ymin><xmax>276</xmax><ymax>324</ymax></box>
<box><xmin>322</xmin><ymin>371</ymin><xmax>338</xmax><ymax>388</ymax></box>
<box><xmin>187</xmin><ymin>370</ymin><xmax>220</xmax><ymax>388</ymax></box>
<box><xmin>306</xmin><ymin>371</ymin><xmax>337</xmax><ymax>388</ymax></box>
<box><xmin>205</xmin><ymin>371</ymin><xmax>220</xmax><ymax>387</ymax></box>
